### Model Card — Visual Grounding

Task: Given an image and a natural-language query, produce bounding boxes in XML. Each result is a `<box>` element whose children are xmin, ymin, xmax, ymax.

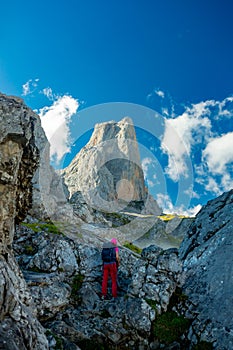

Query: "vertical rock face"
<box><xmin>63</xmin><ymin>117</ymin><xmax>157</xmax><ymax>214</ymax></box>
<box><xmin>0</xmin><ymin>94</ymin><xmax>48</xmax><ymax>349</ymax></box>
<box><xmin>29</xmin><ymin>137</ymin><xmax>76</xmax><ymax>222</ymax></box>
<box><xmin>179</xmin><ymin>189</ymin><xmax>233</xmax><ymax>349</ymax></box>
<box><xmin>0</xmin><ymin>94</ymin><xmax>40</xmax><ymax>248</ymax></box>
<box><xmin>28</xmin><ymin>118</ymin><xmax>76</xmax><ymax>222</ymax></box>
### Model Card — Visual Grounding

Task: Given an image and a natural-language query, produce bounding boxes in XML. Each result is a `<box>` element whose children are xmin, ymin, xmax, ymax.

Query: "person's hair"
<box><xmin>111</xmin><ymin>238</ymin><xmax>117</xmax><ymax>245</ymax></box>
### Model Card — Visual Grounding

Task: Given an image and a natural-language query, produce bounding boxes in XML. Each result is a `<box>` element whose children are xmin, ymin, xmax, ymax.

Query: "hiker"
<box><xmin>101</xmin><ymin>238</ymin><xmax>120</xmax><ymax>299</ymax></box>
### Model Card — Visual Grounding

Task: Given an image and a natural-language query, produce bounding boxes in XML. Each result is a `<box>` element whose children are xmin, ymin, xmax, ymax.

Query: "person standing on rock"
<box><xmin>101</xmin><ymin>238</ymin><xmax>120</xmax><ymax>300</ymax></box>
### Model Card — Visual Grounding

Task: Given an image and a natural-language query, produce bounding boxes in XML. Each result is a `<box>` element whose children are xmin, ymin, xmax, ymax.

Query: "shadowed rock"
<box><xmin>179</xmin><ymin>189</ymin><xmax>233</xmax><ymax>349</ymax></box>
<box><xmin>0</xmin><ymin>93</ymin><xmax>48</xmax><ymax>349</ymax></box>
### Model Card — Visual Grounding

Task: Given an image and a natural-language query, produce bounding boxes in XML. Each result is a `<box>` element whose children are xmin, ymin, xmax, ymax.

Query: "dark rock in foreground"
<box><xmin>0</xmin><ymin>93</ymin><xmax>49</xmax><ymax>349</ymax></box>
<box><xmin>180</xmin><ymin>189</ymin><xmax>233</xmax><ymax>350</ymax></box>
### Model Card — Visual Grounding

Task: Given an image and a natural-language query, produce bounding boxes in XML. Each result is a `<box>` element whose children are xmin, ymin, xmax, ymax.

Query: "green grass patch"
<box><xmin>45</xmin><ymin>330</ymin><xmax>63</xmax><ymax>350</ymax></box>
<box><xmin>100</xmin><ymin>309</ymin><xmax>111</xmax><ymax>318</ymax></box>
<box><xmin>152</xmin><ymin>311</ymin><xmax>190</xmax><ymax>344</ymax></box>
<box><xmin>170</xmin><ymin>287</ymin><xmax>189</xmax><ymax>305</ymax></box>
<box><xmin>77</xmin><ymin>339</ymin><xmax>108</xmax><ymax>350</ymax></box>
<box><xmin>103</xmin><ymin>212</ymin><xmax>131</xmax><ymax>227</ymax></box>
<box><xmin>123</xmin><ymin>241</ymin><xmax>142</xmax><ymax>254</ymax></box>
<box><xmin>70</xmin><ymin>274</ymin><xmax>84</xmax><ymax>302</ymax></box>
<box><xmin>21</xmin><ymin>221</ymin><xmax>64</xmax><ymax>236</ymax></box>
<box><xmin>24</xmin><ymin>245</ymin><xmax>37</xmax><ymax>255</ymax></box>
<box><xmin>21</xmin><ymin>222</ymin><xmax>41</xmax><ymax>232</ymax></box>
<box><xmin>192</xmin><ymin>341</ymin><xmax>213</xmax><ymax>350</ymax></box>
<box><xmin>145</xmin><ymin>299</ymin><xmax>158</xmax><ymax>310</ymax></box>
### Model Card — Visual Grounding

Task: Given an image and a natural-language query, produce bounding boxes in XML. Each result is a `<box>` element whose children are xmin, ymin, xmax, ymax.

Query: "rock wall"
<box><xmin>14</xmin><ymin>222</ymin><xmax>184</xmax><ymax>349</ymax></box>
<box><xmin>179</xmin><ymin>189</ymin><xmax>233</xmax><ymax>349</ymax></box>
<box><xmin>0</xmin><ymin>94</ymin><xmax>48</xmax><ymax>349</ymax></box>
<box><xmin>62</xmin><ymin>117</ymin><xmax>161</xmax><ymax>216</ymax></box>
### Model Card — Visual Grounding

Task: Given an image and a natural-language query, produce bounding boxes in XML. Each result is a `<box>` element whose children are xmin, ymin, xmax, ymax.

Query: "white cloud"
<box><xmin>144</xmin><ymin>94</ymin><xmax>233</xmax><ymax>213</ymax></box>
<box><xmin>147</xmin><ymin>88</ymin><xmax>165</xmax><ymax>101</ymax></box>
<box><xmin>161</xmin><ymin>101</ymin><xmax>212</xmax><ymax>181</ymax></box>
<box><xmin>184</xmin><ymin>187</ymin><xmax>200</xmax><ymax>199</ymax></box>
<box><xmin>156</xmin><ymin>193</ymin><xmax>175</xmax><ymax>213</ymax></box>
<box><xmin>142</xmin><ymin>157</ymin><xmax>154</xmax><ymax>186</ymax></box>
<box><xmin>221</xmin><ymin>173</ymin><xmax>233</xmax><ymax>192</ymax></box>
<box><xmin>142</xmin><ymin>157</ymin><xmax>153</xmax><ymax>175</ymax></box>
<box><xmin>204</xmin><ymin>177</ymin><xmax>222</xmax><ymax>196</ymax></box>
<box><xmin>161</xmin><ymin>107</ymin><xmax>169</xmax><ymax>116</ymax></box>
<box><xmin>182</xmin><ymin>204</ymin><xmax>202</xmax><ymax>217</ymax></box>
<box><xmin>39</xmin><ymin>95</ymin><xmax>79</xmax><ymax>164</ymax></box>
<box><xmin>156</xmin><ymin>193</ymin><xmax>201</xmax><ymax>217</ymax></box>
<box><xmin>142</xmin><ymin>157</ymin><xmax>160</xmax><ymax>188</ymax></box>
<box><xmin>217</xmin><ymin>96</ymin><xmax>233</xmax><ymax>118</ymax></box>
<box><xmin>202</xmin><ymin>132</ymin><xmax>233</xmax><ymax>174</ymax></box>
<box><xmin>186</xmin><ymin>100</ymin><xmax>217</xmax><ymax>118</ymax></box>
<box><xmin>147</xmin><ymin>179</ymin><xmax>155</xmax><ymax>187</ymax></box>
<box><xmin>155</xmin><ymin>89</ymin><xmax>165</xmax><ymax>98</ymax></box>
<box><xmin>41</xmin><ymin>87</ymin><xmax>55</xmax><ymax>101</ymax></box>
<box><xmin>22</xmin><ymin>78</ymin><xmax>39</xmax><ymax>96</ymax></box>
<box><xmin>201</xmin><ymin>132</ymin><xmax>233</xmax><ymax>195</ymax></box>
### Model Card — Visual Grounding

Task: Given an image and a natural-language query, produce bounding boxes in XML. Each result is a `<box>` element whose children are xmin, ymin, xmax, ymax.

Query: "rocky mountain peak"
<box><xmin>89</xmin><ymin>117</ymin><xmax>137</xmax><ymax>147</ymax></box>
<box><xmin>62</xmin><ymin>117</ymin><xmax>157</xmax><ymax>214</ymax></box>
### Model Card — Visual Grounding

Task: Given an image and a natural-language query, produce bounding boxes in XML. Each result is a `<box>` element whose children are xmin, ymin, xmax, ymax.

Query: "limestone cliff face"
<box><xmin>0</xmin><ymin>95</ymin><xmax>40</xmax><ymax>248</ymax></box>
<box><xmin>63</xmin><ymin>117</ymin><xmax>159</xmax><ymax>215</ymax></box>
<box><xmin>179</xmin><ymin>189</ymin><xmax>233</xmax><ymax>349</ymax></box>
<box><xmin>0</xmin><ymin>94</ymin><xmax>48</xmax><ymax>349</ymax></box>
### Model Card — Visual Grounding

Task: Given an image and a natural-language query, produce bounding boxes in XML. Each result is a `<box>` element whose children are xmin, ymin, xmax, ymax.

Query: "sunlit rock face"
<box><xmin>0</xmin><ymin>93</ymin><xmax>48</xmax><ymax>349</ymax></box>
<box><xmin>0</xmin><ymin>94</ymin><xmax>41</xmax><ymax>248</ymax></box>
<box><xmin>62</xmin><ymin>117</ymin><xmax>160</xmax><ymax>215</ymax></box>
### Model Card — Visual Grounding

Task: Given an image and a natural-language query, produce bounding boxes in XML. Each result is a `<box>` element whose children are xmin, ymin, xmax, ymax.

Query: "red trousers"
<box><xmin>101</xmin><ymin>262</ymin><xmax>117</xmax><ymax>298</ymax></box>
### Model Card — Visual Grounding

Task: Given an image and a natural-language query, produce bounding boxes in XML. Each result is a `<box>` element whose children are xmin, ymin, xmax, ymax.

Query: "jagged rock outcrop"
<box><xmin>62</xmin><ymin>117</ymin><xmax>161</xmax><ymax>216</ymax></box>
<box><xmin>179</xmin><ymin>189</ymin><xmax>233</xmax><ymax>349</ymax></box>
<box><xmin>13</xmin><ymin>220</ymin><xmax>185</xmax><ymax>349</ymax></box>
<box><xmin>0</xmin><ymin>94</ymin><xmax>48</xmax><ymax>349</ymax></box>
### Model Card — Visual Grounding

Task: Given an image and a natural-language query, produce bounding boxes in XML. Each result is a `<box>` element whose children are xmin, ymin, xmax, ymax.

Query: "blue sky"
<box><xmin>1</xmin><ymin>0</ymin><xmax>233</xmax><ymax>215</ymax></box>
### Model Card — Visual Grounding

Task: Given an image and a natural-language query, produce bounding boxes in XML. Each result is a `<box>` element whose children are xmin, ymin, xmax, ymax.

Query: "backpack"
<box><xmin>101</xmin><ymin>246</ymin><xmax>116</xmax><ymax>263</ymax></box>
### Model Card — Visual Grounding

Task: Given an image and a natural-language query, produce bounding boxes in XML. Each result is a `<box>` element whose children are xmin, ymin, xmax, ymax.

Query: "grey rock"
<box><xmin>0</xmin><ymin>93</ymin><xmax>48</xmax><ymax>349</ymax></box>
<box><xmin>62</xmin><ymin>117</ymin><xmax>161</xmax><ymax>222</ymax></box>
<box><xmin>179</xmin><ymin>189</ymin><xmax>233</xmax><ymax>349</ymax></box>
<box><xmin>141</xmin><ymin>244</ymin><xmax>164</xmax><ymax>264</ymax></box>
<box><xmin>129</xmin><ymin>246</ymin><xmax>183</xmax><ymax>314</ymax></box>
<box><xmin>14</xmin><ymin>220</ymin><xmax>185</xmax><ymax>348</ymax></box>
